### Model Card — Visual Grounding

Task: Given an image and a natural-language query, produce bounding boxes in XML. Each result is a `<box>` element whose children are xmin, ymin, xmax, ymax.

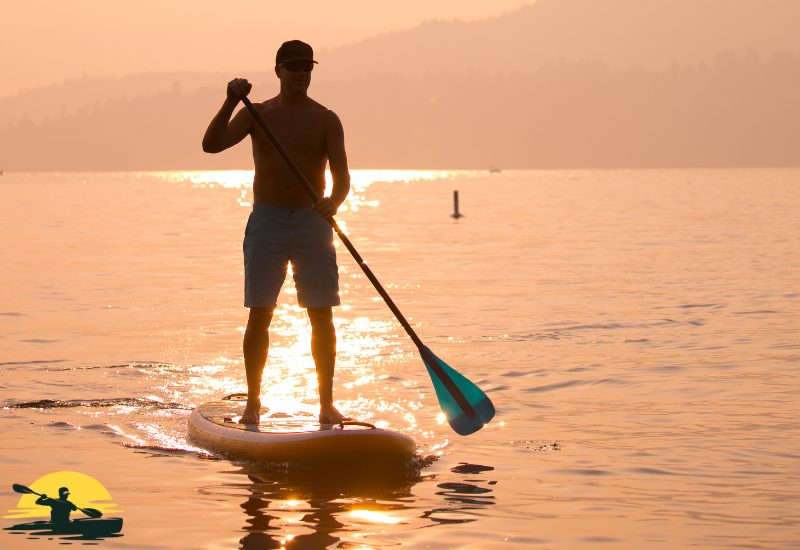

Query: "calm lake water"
<box><xmin>1</xmin><ymin>169</ymin><xmax>799</xmax><ymax>549</ymax></box>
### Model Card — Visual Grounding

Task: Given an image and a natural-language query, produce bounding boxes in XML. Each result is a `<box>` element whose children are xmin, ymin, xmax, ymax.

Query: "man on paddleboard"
<box><xmin>202</xmin><ymin>40</ymin><xmax>351</xmax><ymax>425</ymax></box>
<box><xmin>35</xmin><ymin>487</ymin><xmax>78</xmax><ymax>524</ymax></box>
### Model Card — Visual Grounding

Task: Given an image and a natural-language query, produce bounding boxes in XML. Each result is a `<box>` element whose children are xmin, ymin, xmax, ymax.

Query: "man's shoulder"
<box><xmin>256</xmin><ymin>97</ymin><xmax>333</xmax><ymax>116</ymax></box>
<box><xmin>306</xmin><ymin>97</ymin><xmax>328</xmax><ymax>111</ymax></box>
<box><xmin>316</xmin><ymin>105</ymin><xmax>342</xmax><ymax>125</ymax></box>
<box><xmin>306</xmin><ymin>99</ymin><xmax>340</xmax><ymax>123</ymax></box>
<box><xmin>303</xmin><ymin>99</ymin><xmax>343</xmax><ymax>127</ymax></box>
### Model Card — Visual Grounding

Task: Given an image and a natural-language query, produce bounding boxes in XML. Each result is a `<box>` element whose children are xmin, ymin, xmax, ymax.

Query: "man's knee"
<box><xmin>307</xmin><ymin>307</ymin><xmax>334</xmax><ymax>327</ymax></box>
<box><xmin>308</xmin><ymin>308</ymin><xmax>335</xmax><ymax>338</ymax></box>
<box><xmin>247</xmin><ymin>307</ymin><xmax>274</xmax><ymax>331</ymax></box>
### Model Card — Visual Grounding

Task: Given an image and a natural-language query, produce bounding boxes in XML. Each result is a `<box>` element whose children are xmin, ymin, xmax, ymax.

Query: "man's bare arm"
<box><xmin>202</xmin><ymin>78</ymin><xmax>253</xmax><ymax>154</ymax></box>
<box><xmin>313</xmin><ymin>111</ymin><xmax>351</xmax><ymax>219</ymax></box>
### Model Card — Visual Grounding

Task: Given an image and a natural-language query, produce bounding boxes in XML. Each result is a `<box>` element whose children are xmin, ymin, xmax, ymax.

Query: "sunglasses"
<box><xmin>280</xmin><ymin>61</ymin><xmax>314</xmax><ymax>72</ymax></box>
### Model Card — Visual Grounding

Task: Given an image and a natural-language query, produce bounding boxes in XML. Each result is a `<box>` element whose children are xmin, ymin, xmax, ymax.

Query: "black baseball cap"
<box><xmin>276</xmin><ymin>40</ymin><xmax>318</xmax><ymax>65</ymax></box>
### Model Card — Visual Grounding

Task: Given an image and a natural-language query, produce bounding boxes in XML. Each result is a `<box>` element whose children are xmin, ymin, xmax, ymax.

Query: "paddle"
<box><xmin>240</xmin><ymin>95</ymin><xmax>495</xmax><ymax>435</ymax></box>
<box><xmin>12</xmin><ymin>484</ymin><xmax>103</xmax><ymax>519</ymax></box>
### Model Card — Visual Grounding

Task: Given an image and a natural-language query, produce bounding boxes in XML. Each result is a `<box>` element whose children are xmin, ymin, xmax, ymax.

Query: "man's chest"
<box><xmin>253</xmin><ymin>112</ymin><xmax>326</xmax><ymax>156</ymax></box>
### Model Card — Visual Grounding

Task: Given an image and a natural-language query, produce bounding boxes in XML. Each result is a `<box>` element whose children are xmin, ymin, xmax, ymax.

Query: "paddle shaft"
<box><xmin>12</xmin><ymin>484</ymin><xmax>101</xmax><ymax>518</ymax></box>
<box><xmin>241</xmin><ymin>97</ymin><xmax>476</xmax><ymax>418</ymax></box>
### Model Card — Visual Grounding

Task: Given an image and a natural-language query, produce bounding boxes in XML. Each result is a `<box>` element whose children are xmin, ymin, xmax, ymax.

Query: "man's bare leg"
<box><xmin>240</xmin><ymin>307</ymin><xmax>274</xmax><ymax>424</ymax></box>
<box><xmin>307</xmin><ymin>307</ymin><xmax>344</xmax><ymax>424</ymax></box>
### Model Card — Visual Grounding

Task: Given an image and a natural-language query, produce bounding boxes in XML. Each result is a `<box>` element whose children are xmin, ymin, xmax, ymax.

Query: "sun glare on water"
<box><xmin>350</xmin><ymin>510</ymin><xmax>403</xmax><ymax>524</ymax></box>
<box><xmin>119</xmin><ymin>170</ymin><xmax>459</xmax><ymax>453</ymax></box>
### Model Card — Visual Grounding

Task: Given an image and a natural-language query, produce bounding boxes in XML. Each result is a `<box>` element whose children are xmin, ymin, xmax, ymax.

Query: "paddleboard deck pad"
<box><xmin>188</xmin><ymin>397</ymin><xmax>416</xmax><ymax>463</ymax></box>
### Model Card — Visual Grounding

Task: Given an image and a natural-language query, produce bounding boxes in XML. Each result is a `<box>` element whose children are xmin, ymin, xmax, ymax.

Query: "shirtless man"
<box><xmin>202</xmin><ymin>40</ymin><xmax>351</xmax><ymax>425</ymax></box>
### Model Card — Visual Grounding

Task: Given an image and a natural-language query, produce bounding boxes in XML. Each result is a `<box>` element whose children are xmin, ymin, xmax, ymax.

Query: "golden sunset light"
<box><xmin>1</xmin><ymin>1</ymin><xmax>799</xmax><ymax>548</ymax></box>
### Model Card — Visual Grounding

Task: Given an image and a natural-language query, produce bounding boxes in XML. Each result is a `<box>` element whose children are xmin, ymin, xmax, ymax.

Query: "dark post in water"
<box><xmin>452</xmin><ymin>190</ymin><xmax>463</xmax><ymax>219</ymax></box>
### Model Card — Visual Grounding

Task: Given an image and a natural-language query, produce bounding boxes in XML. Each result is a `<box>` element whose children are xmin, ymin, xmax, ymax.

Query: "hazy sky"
<box><xmin>0</xmin><ymin>0</ymin><xmax>527</xmax><ymax>98</ymax></box>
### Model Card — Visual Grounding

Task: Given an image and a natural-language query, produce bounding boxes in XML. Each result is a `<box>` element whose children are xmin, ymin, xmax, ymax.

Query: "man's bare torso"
<box><xmin>249</xmin><ymin>97</ymin><xmax>331</xmax><ymax>208</ymax></box>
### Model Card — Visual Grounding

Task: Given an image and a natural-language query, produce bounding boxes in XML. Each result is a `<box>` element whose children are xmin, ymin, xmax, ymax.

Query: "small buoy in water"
<box><xmin>452</xmin><ymin>190</ymin><xmax>463</xmax><ymax>219</ymax></box>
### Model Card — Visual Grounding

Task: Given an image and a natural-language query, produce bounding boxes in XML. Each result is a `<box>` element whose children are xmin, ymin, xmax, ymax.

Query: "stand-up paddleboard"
<box><xmin>188</xmin><ymin>395</ymin><xmax>416</xmax><ymax>463</ymax></box>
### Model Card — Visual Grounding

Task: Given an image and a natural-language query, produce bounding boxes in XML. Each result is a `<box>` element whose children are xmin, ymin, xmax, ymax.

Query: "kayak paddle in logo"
<box><xmin>4</xmin><ymin>471</ymin><xmax>123</xmax><ymax>541</ymax></box>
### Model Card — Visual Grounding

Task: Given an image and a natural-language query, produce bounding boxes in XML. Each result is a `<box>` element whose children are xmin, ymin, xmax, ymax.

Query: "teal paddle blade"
<box><xmin>420</xmin><ymin>346</ymin><xmax>495</xmax><ymax>435</ymax></box>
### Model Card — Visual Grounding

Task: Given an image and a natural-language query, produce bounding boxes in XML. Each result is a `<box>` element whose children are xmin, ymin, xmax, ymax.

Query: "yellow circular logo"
<box><xmin>5</xmin><ymin>471</ymin><xmax>122</xmax><ymax>519</ymax></box>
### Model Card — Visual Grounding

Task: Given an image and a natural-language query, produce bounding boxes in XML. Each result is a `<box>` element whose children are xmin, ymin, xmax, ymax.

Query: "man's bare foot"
<box><xmin>319</xmin><ymin>405</ymin><xmax>347</xmax><ymax>425</ymax></box>
<box><xmin>239</xmin><ymin>400</ymin><xmax>261</xmax><ymax>424</ymax></box>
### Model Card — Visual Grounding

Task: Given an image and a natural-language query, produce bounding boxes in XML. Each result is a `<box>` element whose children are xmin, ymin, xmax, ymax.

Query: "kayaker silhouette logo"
<box><xmin>3</xmin><ymin>471</ymin><xmax>123</xmax><ymax>540</ymax></box>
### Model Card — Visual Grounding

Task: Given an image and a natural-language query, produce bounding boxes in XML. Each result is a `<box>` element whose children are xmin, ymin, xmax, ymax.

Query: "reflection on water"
<box><xmin>2</xmin><ymin>169</ymin><xmax>799</xmax><ymax>548</ymax></box>
<box><xmin>203</xmin><ymin>461</ymin><xmax>497</xmax><ymax>549</ymax></box>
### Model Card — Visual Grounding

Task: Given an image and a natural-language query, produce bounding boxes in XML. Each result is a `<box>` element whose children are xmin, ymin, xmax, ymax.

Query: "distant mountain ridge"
<box><xmin>2</xmin><ymin>0</ymin><xmax>799</xmax><ymax>170</ymax></box>
<box><xmin>3</xmin><ymin>0</ymin><xmax>799</xmax><ymax>126</ymax></box>
<box><xmin>3</xmin><ymin>51</ymin><xmax>798</xmax><ymax>170</ymax></box>
<box><xmin>0</xmin><ymin>72</ymin><xmax>270</xmax><ymax>127</ymax></box>
<box><xmin>316</xmin><ymin>0</ymin><xmax>800</xmax><ymax>76</ymax></box>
